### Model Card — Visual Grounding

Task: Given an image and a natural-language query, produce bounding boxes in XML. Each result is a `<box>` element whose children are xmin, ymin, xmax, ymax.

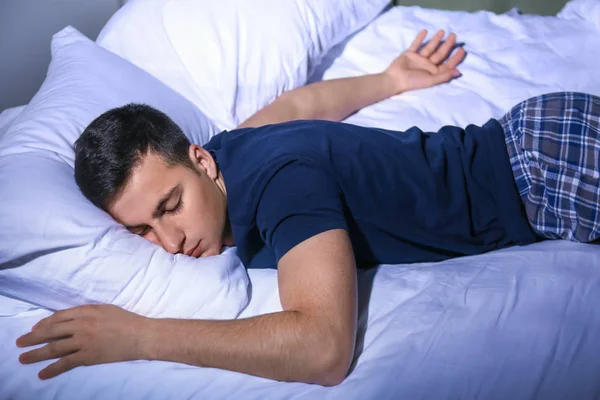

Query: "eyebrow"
<box><xmin>124</xmin><ymin>184</ymin><xmax>180</xmax><ymax>231</ymax></box>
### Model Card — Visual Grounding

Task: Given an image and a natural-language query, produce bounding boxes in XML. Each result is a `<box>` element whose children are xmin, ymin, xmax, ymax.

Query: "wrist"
<box><xmin>137</xmin><ymin>316</ymin><xmax>159</xmax><ymax>360</ymax></box>
<box><xmin>380</xmin><ymin>70</ymin><xmax>406</xmax><ymax>96</ymax></box>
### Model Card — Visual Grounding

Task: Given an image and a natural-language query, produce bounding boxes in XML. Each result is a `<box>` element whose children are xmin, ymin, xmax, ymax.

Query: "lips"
<box><xmin>186</xmin><ymin>241</ymin><xmax>202</xmax><ymax>257</ymax></box>
<box><xmin>191</xmin><ymin>241</ymin><xmax>204</xmax><ymax>258</ymax></box>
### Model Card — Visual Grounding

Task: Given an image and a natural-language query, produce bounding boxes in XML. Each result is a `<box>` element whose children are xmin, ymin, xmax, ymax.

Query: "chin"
<box><xmin>198</xmin><ymin>245</ymin><xmax>223</xmax><ymax>258</ymax></box>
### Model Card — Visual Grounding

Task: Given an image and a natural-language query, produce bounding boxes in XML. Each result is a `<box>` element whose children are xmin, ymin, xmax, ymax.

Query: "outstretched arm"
<box><xmin>17</xmin><ymin>230</ymin><xmax>358</xmax><ymax>386</ymax></box>
<box><xmin>238</xmin><ymin>29</ymin><xmax>466</xmax><ymax>128</ymax></box>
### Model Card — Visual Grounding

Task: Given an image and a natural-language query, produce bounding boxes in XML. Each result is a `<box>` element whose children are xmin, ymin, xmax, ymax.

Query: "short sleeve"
<box><xmin>255</xmin><ymin>161</ymin><xmax>348</xmax><ymax>261</ymax></box>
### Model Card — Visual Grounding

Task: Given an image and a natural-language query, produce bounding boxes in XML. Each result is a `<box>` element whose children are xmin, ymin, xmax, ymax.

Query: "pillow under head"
<box><xmin>0</xmin><ymin>27</ymin><xmax>249</xmax><ymax>319</ymax></box>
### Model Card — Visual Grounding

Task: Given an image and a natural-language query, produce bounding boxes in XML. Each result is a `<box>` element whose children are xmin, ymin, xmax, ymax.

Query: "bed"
<box><xmin>1</xmin><ymin>0</ymin><xmax>600</xmax><ymax>399</ymax></box>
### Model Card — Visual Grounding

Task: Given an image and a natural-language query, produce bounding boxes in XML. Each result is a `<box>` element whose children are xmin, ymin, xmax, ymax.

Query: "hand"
<box><xmin>16</xmin><ymin>304</ymin><xmax>150</xmax><ymax>379</ymax></box>
<box><xmin>385</xmin><ymin>29</ymin><xmax>466</xmax><ymax>94</ymax></box>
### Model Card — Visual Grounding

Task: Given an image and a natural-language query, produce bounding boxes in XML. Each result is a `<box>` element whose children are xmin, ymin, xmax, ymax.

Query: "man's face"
<box><xmin>107</xmin><ymin>145</ymin><xmax>228</xmax><ymax>258</ymax></box>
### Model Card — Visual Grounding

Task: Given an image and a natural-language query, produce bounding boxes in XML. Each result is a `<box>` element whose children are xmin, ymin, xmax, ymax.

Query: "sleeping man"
<box><xmin>17</xmin><ymin>29</ymin><xmax>600</xmax><ymax>385</ymax></box>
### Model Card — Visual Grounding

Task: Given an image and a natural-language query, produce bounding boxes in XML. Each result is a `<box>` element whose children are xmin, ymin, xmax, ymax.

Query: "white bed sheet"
<box><xmin>2</xmin><ymin>4</ymin><xmax>600</xmax><ymax>400</ymax></box>
<box><xmin>310</xmin><ymin>5</ymin><xmax>600</xmax><ymax>131</ymax></box>
<box><xmin>2</xmin><ymin>241</ymin><xmax>600</xmax><ymax>399</ymax></box>
<box><xmin>0</xmin><ymin>106</ymin><xmax>25</xmax><ymax>143</ymax></box>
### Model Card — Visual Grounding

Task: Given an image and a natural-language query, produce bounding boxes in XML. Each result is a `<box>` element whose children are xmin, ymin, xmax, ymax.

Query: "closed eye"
<box><xmin>167</xmin><ymin>198</ymin><xmax>183</xmax><ymax>215</ymax></box>
<box><xmin>132</xmin><ymin>226</ymin><xmax>151</xmax><ymax>236</ymax></box>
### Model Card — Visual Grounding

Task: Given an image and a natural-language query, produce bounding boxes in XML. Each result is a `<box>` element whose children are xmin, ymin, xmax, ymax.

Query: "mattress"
<box><xmin>2</xmin><ymin>4</ymin><xmax>600</xmax><ymax>400</ymax></box>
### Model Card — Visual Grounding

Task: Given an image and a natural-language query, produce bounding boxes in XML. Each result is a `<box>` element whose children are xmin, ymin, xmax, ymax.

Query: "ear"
<box><xmin>188</xmin><ymin>144</ymin><xmax>219</xmax><ymax>180</ymax></box>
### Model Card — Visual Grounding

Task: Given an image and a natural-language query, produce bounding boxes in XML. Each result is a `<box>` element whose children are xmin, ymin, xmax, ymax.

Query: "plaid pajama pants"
<box><xmin>498</xmin><ymin>92</ymin><xmax>600</xmax><ymax>242</ymax></box>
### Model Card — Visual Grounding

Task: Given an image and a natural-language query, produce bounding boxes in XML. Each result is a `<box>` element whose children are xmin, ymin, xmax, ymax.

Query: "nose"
<box><xmin>153</xmin><ymin>222</ymin><xmax>185</xmax><ymax>254</ymax></box>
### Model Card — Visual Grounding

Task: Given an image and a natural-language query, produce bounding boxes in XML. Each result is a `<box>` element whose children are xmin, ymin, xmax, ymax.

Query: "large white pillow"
<box><xmin>97</xmin><ymin>0</ymin><xmax>390</xmax><ymax>130</ymax></box>
<box><xmin>558</xmin><ymin>0</ymin><xmax>600</xmax><ymax>30</ymax></box>
<box><xmin>0</xmin><ymin>106</ymin><xmax>24</xmax><ymax>143</ymax></box>
<box><xmin>0</xmin><ymin>27</ymin><xmax>250</xmax><ymax>320</ymax></box>
<box><xmin>95</xmin><ymin>0</ymin><xmax>209</xmax><ymax>125</ymax></box>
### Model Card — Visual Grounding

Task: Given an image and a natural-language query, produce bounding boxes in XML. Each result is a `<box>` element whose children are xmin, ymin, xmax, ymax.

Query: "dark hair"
<box><xmin>74</xmin><ymin>103</ymin><xmax>192</xmax><ymax>210</ymax></box>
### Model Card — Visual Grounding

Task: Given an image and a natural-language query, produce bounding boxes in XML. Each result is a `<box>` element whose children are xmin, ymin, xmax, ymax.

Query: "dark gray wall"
<box><xmin>392</xmin><ymin>0</ymin><xmax>567</xmax><ymax>15</ymax></box>
<box><xmin>0</xmin><ymin>0</ymin><xmax>122</xmax><ymax>111</ymax></box>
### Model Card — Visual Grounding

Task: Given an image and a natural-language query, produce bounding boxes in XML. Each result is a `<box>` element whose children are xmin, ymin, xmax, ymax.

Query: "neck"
<box><xmin>222</xmin><ymin>217</ymin><xmax>235</xmax><ymax>246</ymax></box>
<box><xmin>216</xmin><ymin>170</ymin><xmax>234</xmax><ymax>246</ymax></box>
<box><xmin>215</xmin><ymin>171</ymin><xmax>227</xmax><ymax>197</ymax></box>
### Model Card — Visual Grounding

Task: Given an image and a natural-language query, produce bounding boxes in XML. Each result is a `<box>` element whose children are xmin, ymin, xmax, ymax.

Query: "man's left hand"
<box><xmin>16</xmin><ymin>304</ymin><xmax>149</xmax><ymax>379</ymax></box>
<box><xmin>385</xmin><ymin>29</ymin><xmax>466</xmax><ymax>94</ymax></box>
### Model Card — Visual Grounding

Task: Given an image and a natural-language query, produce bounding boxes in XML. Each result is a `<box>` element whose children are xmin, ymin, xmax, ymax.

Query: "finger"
<box><xmin>405</xmin><ymin>52</ymin><xmax>438</xmax><ymax>75</ymax></box>
<box><xmin>430</xmin><ymin>33</ymin><xmax>457</xmax><ymax>64</ymax></box>
<box><xmin>419</xmin><ymin>30</ymin><xmax>445</xmax><ymax>57</ymax></box>
<box><xmin>17</xmin><ymin>320</ymin><xmax>76</xmax><ymax>348</ymax></box>
<box><xmin>19</xmin><ymin>337</ymin><xmax>79</xmax><ymax>365</ymax></box>
<box><xmin>32</xmin><ymin>309</ymin><xmax>80</xmax><ymax>330</ymax></box>
<box><xmin>38</xmin><ymin>352</ymin><xmax>83</xmax><ymax>380</ymax></box>
<box><xmin>420</xmin><ymin>59</ymin><xmax>439</xmax><ymax>76</ymax></box>
<box><xmin>33</xmin><ymin>305</ymin><xmax>101</xmax><ymax>330</ymax></box>
<box><xmin>442</xmin><ymin>47</ymin><xmax>466</xmax><ymax>70</ymax></box>
<box><xmin>408</xmin><ymin>29</ymin><xmax>427</xmax><ymax>52</ymax></box>
<box><xmin>427</xmin><ymin>69</ymin><xmax>461</xmax><ymax>87</ymax></box>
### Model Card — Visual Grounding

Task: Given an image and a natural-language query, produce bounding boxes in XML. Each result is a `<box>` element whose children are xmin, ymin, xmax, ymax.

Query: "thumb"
<box><xmin>427</xmin><ymin>69</ymin><xmax>461</xmax><ymax>87</ymax></box>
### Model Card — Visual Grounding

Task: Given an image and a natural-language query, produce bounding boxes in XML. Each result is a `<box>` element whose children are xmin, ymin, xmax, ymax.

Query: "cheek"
<box><xmin>201</xmin><ymin>192</ymin><xmax>226</xmax><ymax>230</ymax></box>
<box><xmin>144</xmin><ymin>231</ymin><xmax>160</xmax><ymax>246</ymax></box>
<box><xmin>184</xmin><ymin>185</ymin><xmax>225</xmax><ymax>234</ymax></box>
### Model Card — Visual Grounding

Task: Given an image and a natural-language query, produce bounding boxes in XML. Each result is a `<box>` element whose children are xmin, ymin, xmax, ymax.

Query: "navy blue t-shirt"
<box><xmin>203</xmin><ymin>119</ymin><xmax>537</xmax><ymax>269</ymax></box>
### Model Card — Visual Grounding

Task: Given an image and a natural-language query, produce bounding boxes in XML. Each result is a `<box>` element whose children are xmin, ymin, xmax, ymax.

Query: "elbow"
<box><xmin>314</xmin><ymin>366</ymin><xmax>348</xmax><ymax>387</ymax></box>
<box><xmin>278</xmin><ymin>91</ymin><xmax>317</xmax><ymax>121</ymax></box>
<box><xmin>289</xmin><ymin>310</ymin><xmax>357</xmax><ymax>386</ymax></box>
<box><xmin>309</xmin><ymin>340</ymin><xmax>353</xmax><ymax>387</ymax></box>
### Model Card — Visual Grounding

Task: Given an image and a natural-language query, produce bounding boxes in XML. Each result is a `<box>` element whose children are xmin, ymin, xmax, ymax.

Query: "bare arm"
<box><xmin>17</xmin><ymin>230</ymin><xmax>358</xmax><ymax>386</ymax></box>
<box><xmin>238</xmin><ymin>73</ymin><xmax>398</xmax><ymax>128</ymax></box>
<box><xmin>238</xmin><ymin>29</ymin><xmax>465</xmax><ymax>129</ymax></box>
<box><xmin>143</xmin><ymin>229</ymin><xmax>357</xmax><ymax>385</ymax></box>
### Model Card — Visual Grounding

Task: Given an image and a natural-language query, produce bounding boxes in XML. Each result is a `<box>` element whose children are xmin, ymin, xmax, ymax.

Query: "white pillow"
<box><xmin>0</xmin><ymin>105</ymin><xmax>25</xmax><ymax>143</ymax></box>
<box><xmin>97</xmin><ymin>0</ymin><xmax>390</xmax><ymax>130</ymax></box>
<box><xmin>558</xmin><ymin>0</ymin><xmax>600</xmax><ymax>30</ymax></box>
<box><xmin>96</xmin><ymin>0</ymin><xmax>210</xmax><ymax>125</ymax></box>
<box><xmin>0</xmin><ymin>27</ymin><xmax>250</xmax><ymax>320</ymax></box>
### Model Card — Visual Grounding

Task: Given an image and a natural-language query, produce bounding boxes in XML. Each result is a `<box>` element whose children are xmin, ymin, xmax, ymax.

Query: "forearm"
<box><xmin>141</xmin><ymin>310</ymin><xmax>351</xmax><ymax>385</ymax></box>
<box><xmin>283</xmin><ymin>72</ymin><xmax>399</xmax><ymax>121</ymax></box>
<box><xmin>240</xmin><ymin>72</ymin><xmax>398</xmax><ymax>127</ymax></box>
